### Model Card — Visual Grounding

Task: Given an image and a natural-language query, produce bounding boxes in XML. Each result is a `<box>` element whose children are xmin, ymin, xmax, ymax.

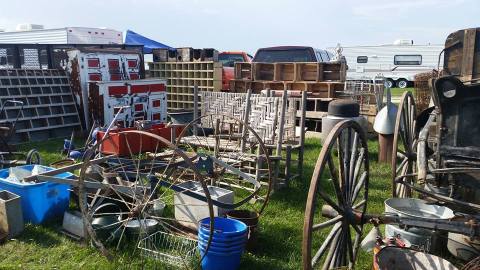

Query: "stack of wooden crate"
<box><xmin>148</xmin><ymin>48</ymin><xmax>222</xmax><ymax>111</ymax></box>
<box><xmin>229</xmin><ymin>62</ymin><xmax>346</xmax><ymax>98</ymax></box>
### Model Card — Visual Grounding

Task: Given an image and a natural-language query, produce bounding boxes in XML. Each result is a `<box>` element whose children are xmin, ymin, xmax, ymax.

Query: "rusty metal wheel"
<box><xmin>392</xmin><ymin>91</ymin><xmax>418</xmax><ymax>198</ymax></box>
<box><xmin>78</xmin><ymin>130</ymin><xmax>214</xmax><ymax>267</ymax></box>
<box><xmin>176</xmin><ymin>114</ymin><xmax>272</xmax><ymax>215</ymax></box>
<box><xmin>303</xmin><ymin>120</ymin><xmax>369</xmax><ymax>270</ymax></box>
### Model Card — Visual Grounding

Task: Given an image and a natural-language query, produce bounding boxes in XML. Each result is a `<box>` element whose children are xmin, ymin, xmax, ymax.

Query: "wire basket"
<box><xmin>138</xmin><ymin>231</ymin><xmax>198</xmax><ymax>267</ymax></box>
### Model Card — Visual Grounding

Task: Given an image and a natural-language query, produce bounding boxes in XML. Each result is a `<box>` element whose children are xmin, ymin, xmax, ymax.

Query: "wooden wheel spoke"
<box><xmin>351</xmin><ymin>171</ymin><xmax>367</xmax><ymax>203</ymax></box>
<box><xmin>327</xmin><ymin>153</ymin><xmax>346</xmax><ymax>208</ymax></box>
<box><xmin>311</xmin><ymin>222</ymin><xmax>342</xmax><ymax>267</ymax></box>
<box><xmin>312</xmin><ymin>215</ymin><xmax>343</xmax><ymax>231</ymax></box>
<box><xmin>395</xmin><ymin>157</ymin><xmax>409</xmax><ymax>175</ymax></box>
<box><xmin>322</xmin><ymin>227</ymin><xmax>343</xmax><ymax>270</ymax></box>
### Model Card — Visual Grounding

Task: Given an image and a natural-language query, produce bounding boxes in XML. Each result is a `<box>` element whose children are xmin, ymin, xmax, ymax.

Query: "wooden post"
<box><xmin>378</xmin><ymin>133</ymin><xmax>394</xmax><ymax>163</ymax></box>
<box><xmin>285</xmin><ymin>145</ymin><xmax>292</xmax><ymax>185</ymax></box>
<box><xmin>193</xmin><ymin>84</ymin><xmax>199</xmax><ymax>136</ymax></box>
<box><xmin>298</xmin><ymin>90</ymin><xmax>307</xmax><ymax>177</ymax></box>
<box><xmin>240</xmin><ymin>89</ymin><xmax>252</xmax><ymax>152</ymax></box>
<box><xmin>276</xmin><ymin>90</ymin><xmax>287</xmax><ymax>156</ymax></box>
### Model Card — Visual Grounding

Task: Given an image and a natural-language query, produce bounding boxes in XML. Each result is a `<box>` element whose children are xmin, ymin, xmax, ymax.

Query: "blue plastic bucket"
<box><xmin>0</xmin><ymin>165</ymin><xmax>73</xmax><ymax>224</ymax></box>
<box><xmin>198</xmin><ymin>230</ymin><xmax>247</xmax><ymax>246</ymax></box>
<box><xmin>198</xmin><ymin>241</ymin><xmax>245</xmax><ymax>253</ymax></box>
<box><xmin>199</xmin><ymin>217</ymin><xmax>248</xmax><ymax>238</ymax></box>
<box><xmin>198</xmin><ymin>244</ymin><xmax>243</xmax><ymax>270</ymax></box>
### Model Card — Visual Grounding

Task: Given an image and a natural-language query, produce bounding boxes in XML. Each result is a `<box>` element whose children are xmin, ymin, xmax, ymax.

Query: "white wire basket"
<box><xmin>137</xmin><ymin>231</ymin><xmax>198</xmax><ymax>267</ymax></box>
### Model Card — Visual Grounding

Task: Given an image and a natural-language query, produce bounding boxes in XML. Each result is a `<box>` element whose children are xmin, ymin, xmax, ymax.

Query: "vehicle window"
<box><xmin>219</xmin><ymin>54</ymin><xmax>245</xmax><ymax>67</ymax></box>
<box><xmin>320</xmin><ymin>51</ymin><xmax>330</xmax><ymax>62</ymax></box>
<box><xmin>357</xmin><ymin>56</ymin><xmax>368</xmax><ymax>63</ymax></box>
<box><xmin>394</xmin><ymin>55</ymin><xmax>422</xmax><ymax>65</ymax></box>
<box><xmin>253</xmin><ymin>49</ymin><xmax>315</xmax><ymax>62</ymax></box>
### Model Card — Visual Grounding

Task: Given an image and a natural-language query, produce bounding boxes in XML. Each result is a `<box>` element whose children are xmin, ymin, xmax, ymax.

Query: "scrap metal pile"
<box><xmin>301</xmin><ymin>27</ymin><xmax>480</xmax><ymax>270</ymax></box>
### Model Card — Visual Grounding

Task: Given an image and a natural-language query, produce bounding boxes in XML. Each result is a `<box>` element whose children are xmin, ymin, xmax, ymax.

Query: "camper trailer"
<box><xmin>332</xmin><ymin>40</ymin><xmax>443</xmax><ymax>88</ymax></box>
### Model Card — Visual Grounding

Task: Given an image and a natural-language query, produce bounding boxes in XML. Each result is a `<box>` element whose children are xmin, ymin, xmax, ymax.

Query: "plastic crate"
<box><xmin>0</xmin><ymin>165</ymin><xmax>73</xmax><ymax>224</ymax></box>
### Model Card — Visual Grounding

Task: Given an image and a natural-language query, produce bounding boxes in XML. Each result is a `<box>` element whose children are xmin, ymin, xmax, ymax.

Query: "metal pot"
<box><xmin>447</xmin><ymin>232</ymin><xmax>480</xmax><ymax>261</ymax></box>
<box><xmin>125</xmin><ymin>218</ymin><xmax>159</xmax><ymax>236</ymax></box>
<box><xmin>384</xmin><ymin>198</ymin><xmax>454</xmax><ymax>219</ymax></box>
<box><xmin>374</xmin><ymin>246</ymin><xmax>458</xmax><ymax>270</ymax></box>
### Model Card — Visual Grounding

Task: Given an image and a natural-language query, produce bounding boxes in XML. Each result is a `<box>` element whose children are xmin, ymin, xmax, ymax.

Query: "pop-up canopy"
<box><xmin>124</xmin><ymin>30</ymin><xmax>172</xmax><ymax>53</ymax></box>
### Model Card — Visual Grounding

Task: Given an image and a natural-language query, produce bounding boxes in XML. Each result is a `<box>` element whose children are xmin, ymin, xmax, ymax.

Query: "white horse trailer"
<box><xmin>330</xmin><ymin>40</ymin><xmax>443</xmax><ymax>88</ymax></box>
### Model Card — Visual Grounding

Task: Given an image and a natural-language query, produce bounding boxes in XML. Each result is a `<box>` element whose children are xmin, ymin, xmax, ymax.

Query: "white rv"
<box><xmin>331</xmin><ymin>40</ymin><xmax>443</xmax><ymax>88</ymax></box>
<box><xmin>0</xmin><ymin>25</ymin><xmax>123</xmax><ymax>45</ymax></box>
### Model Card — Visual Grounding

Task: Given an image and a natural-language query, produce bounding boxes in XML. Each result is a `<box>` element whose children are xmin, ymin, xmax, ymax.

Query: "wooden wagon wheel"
<box><xmin>176</xmin><ymin>114</ymin><xmax>272</xmax><ymax>215</ymax></box>
<box><xmin>78</xmin><ymin>130</ymin><xmax>214</xmax><ymax>266</ymax></box>
<box><xmin>303</xmin><ymin>120</ymin><xmax>369</xmax><ymax>270</ymax></box>
<box><xmin>391</xmin><ymin>91</ymin><xmax>418</xmax><ymax>198</ymax></box>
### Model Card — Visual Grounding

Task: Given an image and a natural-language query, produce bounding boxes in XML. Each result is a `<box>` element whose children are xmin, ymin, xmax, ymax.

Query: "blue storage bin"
<box><xmin>198</xmin><ymin>245</ymin><xmax>243</xmax><ymax>270</ymax></box>
<box><xmin>0</xmin><ymin>165</ymin><xmax>74</xmax><ymax>224</ymax></box>
<box><xmin>199</xmin><ymin>217</ymin><xmax>248</xmax><ymax>238</ymax></box>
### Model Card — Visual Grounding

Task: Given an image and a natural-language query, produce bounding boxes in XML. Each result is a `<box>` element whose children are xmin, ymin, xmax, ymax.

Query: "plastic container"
<box><xmin>198</xmin><ymin>230</ymin><xmax>247</xmax><ymax>246</ymax></box>
<box><xmin>0</xmin><ymin>165</ymin><xmax>73</xmax><ymax>224</ymax></box>
<box><xmin>198</xmin><ymin>240</ymin><xmax>245</xmax><ymax>253</ymax></box>
<box><xmin>227</xmin><ymin>210</ymin><xmax>259</xmax><ymax>251</ymax></box>
<box><xmin>198</xmin><ymin>244</ymin><xmax>243</xmax><ymax>270</ymax></box>
<box><xmin>199</xmin><ymin>217</ymin><xmax>248</xmax><ymax>238</ymax></box>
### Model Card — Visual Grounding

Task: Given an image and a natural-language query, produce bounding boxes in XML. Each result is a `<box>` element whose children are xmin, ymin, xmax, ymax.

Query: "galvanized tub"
<box><xmin>374</xmin><ymin>246</ymin><xmax>458</xmax><ymax>270</ymax></box>
<box><xmin>384</xmin><ymin>198</ymin><xmax>454</xmax><ymax>255</ymax></box>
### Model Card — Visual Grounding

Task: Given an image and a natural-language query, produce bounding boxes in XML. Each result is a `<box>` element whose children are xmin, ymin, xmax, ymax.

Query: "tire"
<box><xmin>386</xmin><ymin>79</ymin><xmax>395</xmax><ymax>89</ymax></box>
<box><xmin>397</xmin><ymin>79</ymin><xmax>408</xmax><ymax>89</ymax></box>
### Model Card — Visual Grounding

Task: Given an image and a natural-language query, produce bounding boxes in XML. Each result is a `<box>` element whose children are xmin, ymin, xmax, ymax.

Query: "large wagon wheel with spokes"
<box><xmin>303</xmin><ymin>120</ymin><xmax>369</xmax><ymax>270</ymax></box>
<box><xmin>78</xmin><ymin>130</ymin><xmax>214</xmax><ymax>267</ymax></box>
<box><xmin>175</xmin><ymin>114</ymin><xmax>272</xmax><ymax>214</ymax></box>
<box><xmin>391</xmin><ymin>91</ymin><xmax>418</xmax><ymax>198</ymax></box>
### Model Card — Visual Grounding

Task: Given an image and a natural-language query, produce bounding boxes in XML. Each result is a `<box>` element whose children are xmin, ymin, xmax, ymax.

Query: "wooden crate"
<box><xmin>274</xmin><ymin>63</ymin><xmax>296</xmax><ymax>81</ymax></box>
<box><xmin>305</xmin><ymin>82</ymin><xmax>344</xmax><ymax>98</ymax></box>
<box><xmin>253</xmin><ymin>63</ymin><xmax>275</xmax><ymax>81</ymax></box>
<box><xmin>443</xmin><ymin>28</ymin><xmax>480</xmax><ymax>84</ymax></box>
<box><xmin>229</xmin><ymin>79</ymin><xmax>251</xmax><ymax>92</ymax></box>
<box><xmin>264</xmin><ymin>81</ymin><xmax>286</xmax><ymax>91</ymax></box>
<box><xmin>296</xmin><ymin>63</ymin><xmax>320</xmax><ymax>81</ymax></box>
<box><xmin>234</xmin><ymin>62</ymin><xmax>253</xmax><ymax>80</ymax></box>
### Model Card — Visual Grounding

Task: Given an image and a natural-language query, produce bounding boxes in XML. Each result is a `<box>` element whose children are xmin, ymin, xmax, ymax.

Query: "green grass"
<box><xmin>390</xmin><ymin>87</ymin><xmax>414</xmax><ymax>98</ymax></box>
<box><xmin>0</xmin><ymin>138</ymin><xmax>395</xmax><ymax>269</ymax></box>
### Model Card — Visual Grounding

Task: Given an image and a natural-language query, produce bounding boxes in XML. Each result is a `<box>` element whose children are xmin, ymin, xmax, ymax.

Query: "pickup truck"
<box><xmin>219</xmin><ymin>51</ymin><xmax>252</xmax><ymax>90</ymax></box>
<box><xmin>252</xmin><ymin>46</ymin><xmax>334</xmax><ymax>63</ymax></box>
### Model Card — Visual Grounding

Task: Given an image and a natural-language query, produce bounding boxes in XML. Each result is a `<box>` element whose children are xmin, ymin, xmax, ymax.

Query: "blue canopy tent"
<box><xmin>124</xmin><ymin>30</ymin><xmax>172</xmax><ymax>53</ymax></box>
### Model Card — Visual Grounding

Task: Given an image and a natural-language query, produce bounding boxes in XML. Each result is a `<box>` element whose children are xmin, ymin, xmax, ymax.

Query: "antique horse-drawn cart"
<box><xmin>302</xmin><ymin>27</ymin><xmax>480</xmax><ymax>269</ymax></box>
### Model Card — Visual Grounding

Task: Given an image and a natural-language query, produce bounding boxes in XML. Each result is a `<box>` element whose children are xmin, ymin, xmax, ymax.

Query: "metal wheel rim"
<box><xmin>175</xmin><ymin>113</ymin><xmax>273</xmax><ymax>215</ymax></box>
<box><xmin>78</xmin><ymin>130</ymin><xmax>215</xmax><ymax>266</ymax></box>
<box><xmin>391</xmin><ymin>91</ymin><xmax>418</xmax><ymax>198</ymax></box>
<box><xmin>303</xmin><ymin>120</ymin><xmax>369</xmax><ymax>270</ymax></box>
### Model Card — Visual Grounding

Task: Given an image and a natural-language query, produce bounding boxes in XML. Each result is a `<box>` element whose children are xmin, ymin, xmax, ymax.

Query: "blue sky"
<box><xmin>0</xmin><ymin>0</ymin><xmax>478</xmax><ymax>54</ymax></box>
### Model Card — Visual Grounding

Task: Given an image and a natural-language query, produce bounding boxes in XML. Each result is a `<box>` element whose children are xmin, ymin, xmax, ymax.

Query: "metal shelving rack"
<box><xmin>0</xmin><ymin>69</ymin><xmax>81</xmax><ymax>142</ymax></box>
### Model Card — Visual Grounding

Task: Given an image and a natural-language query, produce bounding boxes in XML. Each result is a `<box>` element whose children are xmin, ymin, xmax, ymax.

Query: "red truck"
<box><xmin>219</xmin><ymin>51</ymin><xmax>252</xmax><ymax>90</ymax></box>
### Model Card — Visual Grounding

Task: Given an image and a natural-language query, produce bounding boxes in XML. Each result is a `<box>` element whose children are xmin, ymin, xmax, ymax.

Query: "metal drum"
<box><xmin>384</xmin><ymin>198</ymin><xmax>454</xmax><ymax>255</ymax></box>
<box><xmin>374</xmin><ymin>246</ymin><xmax>458</xmax><ymax>270</ymax></box>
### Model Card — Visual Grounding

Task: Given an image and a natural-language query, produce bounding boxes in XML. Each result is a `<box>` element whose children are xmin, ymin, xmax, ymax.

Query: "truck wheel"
<box><xmin>386</xmin><ymin>79</ymin><xmax>395</xmax><ymax>88</ymax></box>
<box><xmin>397</xmin><ymin>79</ymin><xmax>408</xmax><ymax>89</ymax></box>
